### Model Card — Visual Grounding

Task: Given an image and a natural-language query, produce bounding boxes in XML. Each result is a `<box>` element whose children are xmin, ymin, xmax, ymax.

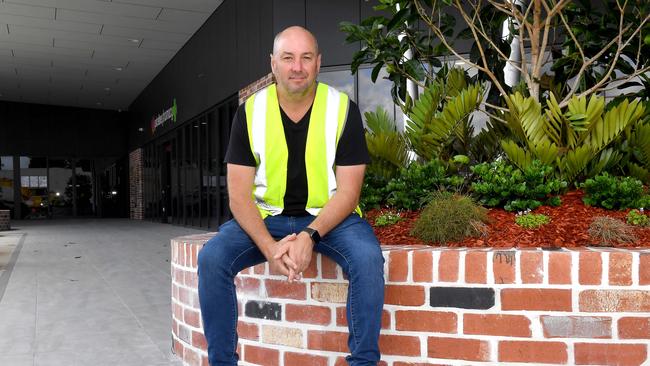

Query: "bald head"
<box><xmin>272</xmin><ymin>26</ymin><xmax>320</xmax><ymax>56</ymax></box>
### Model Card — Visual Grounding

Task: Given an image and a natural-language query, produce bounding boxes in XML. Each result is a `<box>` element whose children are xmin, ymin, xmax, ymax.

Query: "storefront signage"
<box><xmin>151</xmin><ymin>98</ymin><xmax>178</xmax><ymax>134</ymax></box>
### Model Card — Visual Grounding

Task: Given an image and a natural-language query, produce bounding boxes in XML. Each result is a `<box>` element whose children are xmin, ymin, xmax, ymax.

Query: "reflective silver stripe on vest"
<box><xmin>251</xmin><ymin>87</ymin><xmax>268</xmax><ymax>202</ymax></box>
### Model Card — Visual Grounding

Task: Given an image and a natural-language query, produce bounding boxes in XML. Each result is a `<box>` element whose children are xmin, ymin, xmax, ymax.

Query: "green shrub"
<box><xmin>580</xmin><ymin>173</ymin><xmax>644</xmax><ymax>210</ymax></box>
<box><xmin>411</xmin><ymin>193</ymin><xmax>488</xmax><ymax>244</ymax></box>
<box><xmin>627</xmin><ymin>209</ymin><xmax>650</xmax><ymax>227</ymax></box>
<box><xmin>515</xmin><ymin>212</ymin><xmax>550</xmax><ymax>229</ymax></box>
<box><xmin>360</xmin><ymin>174</ymin><xmax>389</xmax><ymax>211</ymax></box>
<box><xmin>471</xmin><ymin>160</ymin><xmax>566</xmax><ymax>212</ymax></box>
<box><xmin>588</xmin><ymin>216</ymin><xmax>637</xmax><ymax>246</ymax></box>
<box><xmin>374</xmin><ymin>211</ymin><xmax>402</xmax><ymax>227</ymax></box>
<box><xmin>385</xmin><ymin>160</ymin><xmax>463</xmax><ymax>210</ymax></box>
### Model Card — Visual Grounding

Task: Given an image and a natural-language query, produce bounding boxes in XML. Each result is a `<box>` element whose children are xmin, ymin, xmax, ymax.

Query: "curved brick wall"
<box><xmin>171</xmin><ymin>233</ymin><xmax>650</xmax><ymax>366</ymax></box>
<box><xmin>0</xmin><ymin>210</ymin><xmax>10</xmax><ymax>231</ymax></box>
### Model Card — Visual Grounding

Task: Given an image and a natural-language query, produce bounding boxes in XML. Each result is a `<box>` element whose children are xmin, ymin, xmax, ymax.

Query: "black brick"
<box><xmin>244</xmin><ymin>301</ymin><xmax>282</xmax><ymax>321</ymax></box>
<box><xmin>430</xmin><ymin>287</ymin><xmax>495</xmax><ymax>309</ymax></box>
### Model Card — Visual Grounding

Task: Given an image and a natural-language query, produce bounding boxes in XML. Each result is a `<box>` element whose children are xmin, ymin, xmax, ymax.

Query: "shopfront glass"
<box><xmin>0</xmin><ymin>157</ymin><xmax>14</xmax><ymax>215</ymax></box>
<box><xmin>20</xmin><ymin>157</ymin><xmax>48</xmax><ymax>219</ymax></box>
<box><xmin>48</xmin><ymin>159</ymin><xmax>74</xmax><ymax>217</ymax></box>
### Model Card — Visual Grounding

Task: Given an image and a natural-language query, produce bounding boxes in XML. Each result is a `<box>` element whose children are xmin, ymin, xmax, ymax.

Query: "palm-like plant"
<box><xmin>364</xmin><ymin>106</ymin><xmax>409</xmax><ymax>181</ymax></box>
<box><xmin>501</xmin><ymin>92</ymin><xmax>647</xmax><ymax>186</ymax></box>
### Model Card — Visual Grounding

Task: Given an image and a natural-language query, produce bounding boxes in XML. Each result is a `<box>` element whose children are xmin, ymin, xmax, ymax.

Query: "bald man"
<box><xmin>197</xmin><ymin>26</ymin><xmax>385</xmax><ymax>365</ymax></box>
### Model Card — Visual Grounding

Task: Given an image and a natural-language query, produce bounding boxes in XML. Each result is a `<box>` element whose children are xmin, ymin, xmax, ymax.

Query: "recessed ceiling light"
<box><xmin>104</xmin><ymin>87</ymin><xmax>111</xmax><ymax>91</ymax></box>
<box><xmin>128</xmin><ymin>39</ymin><xmax>140</xmax><ymax>43</ymax></box>
<box><xmin>114</xmin><ymin>67</ymin><xmax>123</xmax><ymax>71</ymax></box>
<box><xmin>96</xmin><ymin>102</ymin><xmax>103</xmax><ymax>106</ymax></box>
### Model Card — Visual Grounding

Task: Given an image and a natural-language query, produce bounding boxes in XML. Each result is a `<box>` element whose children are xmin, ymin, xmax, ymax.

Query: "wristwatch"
<box><xmin>301</xmin><ymin>227</ymin><xmax>321</xmax><ymax>245</ymax></box>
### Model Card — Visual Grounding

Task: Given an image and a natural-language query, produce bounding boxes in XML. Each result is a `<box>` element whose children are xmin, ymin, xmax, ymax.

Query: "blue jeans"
<box><xmin>197</xmin><ymin>213</ymin><xmax>385</xmax><ymax>366</ymax></box>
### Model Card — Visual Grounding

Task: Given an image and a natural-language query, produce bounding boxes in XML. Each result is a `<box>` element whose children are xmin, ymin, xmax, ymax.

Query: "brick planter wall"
<box><xmin>128</xmin><ymin>148</ymin><xmax>144</xmax><ymax>220</ymax></box>
<box><xmin>172</xmin><ymin>234</ymin><xmax>650</xmax><ymax>366</ymax></box>
<box><xmin>0</xmin><ymin>210</ymin><xmax>10</xmax><ymax>230</ymax></box>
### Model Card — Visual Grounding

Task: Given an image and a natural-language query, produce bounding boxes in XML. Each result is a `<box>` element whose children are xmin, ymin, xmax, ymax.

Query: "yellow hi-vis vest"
<box><xmin>244</xmin><ymin>82</ymin><xmax>359</xmax><ymax>218</ymax></box>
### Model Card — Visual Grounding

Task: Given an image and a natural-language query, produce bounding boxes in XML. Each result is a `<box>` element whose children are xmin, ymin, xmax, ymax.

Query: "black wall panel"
<box><xmin>306</xmin><ymin>0</ymin><xmax>360</xmax><ymax>66</ymax></box>
<box><xmin>0</xmin><ymin>101</ymin><xmax>127</xmax><ymax>158</ymax></box>
<box><xmin>273</xmin><ymin>0</ymin><xmax>306</xmax><ymax>34</ymax></box>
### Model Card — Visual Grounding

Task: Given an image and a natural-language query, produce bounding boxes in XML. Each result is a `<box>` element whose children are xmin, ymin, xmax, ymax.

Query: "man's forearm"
<box><xmin>229</xmin><ymin>196</ymin><xmax>275</xmax><ymax>258</ymax></box>
<box><xmin>304</xmin><ymin>188</ymin><xmax>359</xmax><ymax>238</ymax></box>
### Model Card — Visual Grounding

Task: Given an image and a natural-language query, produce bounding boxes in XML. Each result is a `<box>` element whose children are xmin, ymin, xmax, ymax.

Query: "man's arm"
<box><xmin>278</xmin><ymin>164</ymin><xmax>366</xmax><ymax>274</ymax></box>
<box><xmin>227</xmin><ymin>163</ymin><xmax>298</xmax><ymax>277</ymax></box>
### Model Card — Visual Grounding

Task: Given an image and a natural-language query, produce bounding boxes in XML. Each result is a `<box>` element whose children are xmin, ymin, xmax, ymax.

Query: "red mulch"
<box><xmin>365</xmin><ymin>190</ymin><xmax>650</xmax><ymax>248</ymax></box>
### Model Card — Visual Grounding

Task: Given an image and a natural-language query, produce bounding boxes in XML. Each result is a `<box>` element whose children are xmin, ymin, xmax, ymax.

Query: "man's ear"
<box><xmin>316</xmin><ymin>53</ymin><xmax>322</xmax><ymax>74</ymax></box>
<box><xmin>270</xmin><ymin>54</ymin><xmax>276</xmax><ymax>74</ymax></box>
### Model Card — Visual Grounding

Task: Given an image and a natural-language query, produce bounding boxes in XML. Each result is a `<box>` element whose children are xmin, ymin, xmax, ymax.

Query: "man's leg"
<box><xmin>307</xmin><ymin>214</ymin><xmax>385</xmax><ymax>366</ymax></box>
<box><xmin>197</xmin><ymin>219</ymin><xmax>267</xmax><ymax>366</ymax></box>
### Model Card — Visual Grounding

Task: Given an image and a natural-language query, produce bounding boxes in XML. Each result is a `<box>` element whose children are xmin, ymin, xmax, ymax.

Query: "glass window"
<box><xmin>318</xmin><ymin>68</ymin><xmax>356</xmax><ymax>101</ymax></box>
<box><xmin>74</xmin><ymin>159</ymin><xmax>95</xmax><ymax>216</ymax></box>
<box><xmin>358</xmin><ymin>66</ymin><xmax>404</xmax><ymax>130</ymax></box>
<box><xmin>48</xmin><ymin>159</ymin><xmax>73</xmax><ymax>217</ymax></box>
<box><xmin>20</xmin><ymin>157</ymin><xmax>48</xmax><ymax>219</ymax></box>
<box><xmin>0</xmin><ymin>156</ymin><xmax>15</xmax><ymax>215</ymax></box>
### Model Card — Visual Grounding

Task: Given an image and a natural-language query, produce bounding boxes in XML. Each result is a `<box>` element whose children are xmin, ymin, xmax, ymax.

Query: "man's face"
<box><xmin>271</xmin><ymin>29</ymin><xmax>321</xmax><ymax>96</ymax></box>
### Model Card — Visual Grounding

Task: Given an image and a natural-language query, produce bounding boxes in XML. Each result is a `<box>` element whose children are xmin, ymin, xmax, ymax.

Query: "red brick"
<box><xmin>183</xmin><ymin>347</ymin><xmax>201</xmax><ymax>366</ymax></box>
<box><xmin>395</xmin><ymin>310</ymin><xmax>456</xmax><ymax>333</ymax></box>
<box><xmin>301</xmin><ymin>252</ymin><xmax>318</xmax><ymax>278</ymax></box>
<box><xmin>465</xmin><ymin>251</ymin><xmax>487</xmax><ymax>283</ymax></box>
<box><xmin>237</xmin><ymin>321</ymin><xmax>259</xmax><ymax>340</ymax></box>
<box><xmin>254</xmin><ymin>263</ymin><xmax>265</xmax><ymax>274</ymax></box>
<box><xmin>541</xmin><ymin>316</ymin><xmax>611</xmax><ymax>338</ymax></box>
<box><xmin>308</xmin><ymin>330</ymin><xmax>348</xmax><ymax>353</ymax></box>
<box><xmin>173</xmin><ymin>338</ymin><xmax>184</xmax><ymax>358</ymax></box>
<box><xmin>285</xmin><ymin>304</ymin><xmax>331</xmax><ymax>325</ymax></box>
<box><xmin>413</xmin><ymin>251</ymin><xmax>433</xmax><ymax>282</ymax></box>
<box><xmin>183</xmin><ymin>309</ymin><xmax>201</xmax><ymax>328</ymax></box>
<box><xmin>640</xmin><ymin>254</ymin><xmax>650</xmax><ymax>285</ymax></box>
<box><xmin>580</xmin><ymin>251</ymin><xmax>602</xmax><ymax>285</ymax></box>
<box><xmin>384</xmin><ymin>285</ymin><xmax>425</xmax><ymax>306</ymax></box>
<box><xmin>580</xmin><ymin>290</ymin><xmax>650</xmax><ymax>312</ymax></box>
<box><xmin>321</xmin><ymin>256</ymin><xmax>338</xmax><ymax>279</ymax></box>
<box><xmin>574</xmin><ymin>343</ymin><xmax>648</xmax><ymax>366</ymax></box>
<box><xmin>192</xmin><ymin>331</ymin><xmax>207</xmax><ymax>350</ymax></box>
<box><xmin>520</xmin><ymin>251</ymin><xmax>543</xmax><ymax>284</ymax></box>
<box><xmin>337</xmin><ymin>307</ymin><xmax>391</xmax><ymax>329</ymax></box>
<box><xmin>234</xmin><ymin>277</ymin><xmax>260</xmax><ymax>296</ymax></box>
<box><xmin>549</xmin><ymin>252</ymin><xmax>572</xmax><ymax>284</ymax></box>
<box><xmin>498</xmin><ymin>341</ymin><xmax>567</xmax><ymax>364</ymax></box>
<box><xmin>173</xmin><ymin>302</ymin><xmax>183</xmax><ymax>322</ymax></box>
<box><xmin>185</xmin><ymin>271</ymin><xmax>198</xmax><ymax>288</ymax></box>
<box><xmin>427</xmin><ymin>337</ymin><xmax>490</xmax><ymax>361</ymax></box>
<box><xmin>493</xmin><ymin>251</ymin><xmax>516</xmax><ymax>284</ymax></box>
<box><xmin>201</xmin><ymin>356</ymin><xmax>209</xmax><ymax>366</ymax></box>
<box><xmin>438</xmin><ymin>251</ymin><xmax>459</xmax><ymax>282</ymax></box>
<box><xmin>264</xmin><ymin>279</ymin><xmax>306</xmax><ymax>300</ymax></box>
<box><xmin>464</xmin><ymin>314</ymin><xmax>531</xmax><ymax>337</ymax></box>
<box><xmin>244</xmin><ymin>345</ymin><xmax>279</xmax><ymax>366</ymax></box>
<box><xmin>609</xmin><ymin>252</ymin><xmax>633</xmax><ymax>286</ymax></box>
<box><xmin>394</xmin><ymin>363</ymin><xmax>448</xmax><ymax>366</ymax></box>
<box><xmin>389</xmin><ymin>251</ymin><xmax>408</xmax><ymax>282</ymax></box>
<box><xmin>379</xmin><ymin>334</ymin><xmax>420</xmax><ymax>356</ymax></box>
<box><xmin>284</xmin><ymin>352</ymin><xmax>328</xmax><ymax>366</ymax></box>
<box><xmin>618</xmin><ymin>317</ymin><xmax>650</xmax><ymax>339</ymax></box>
<box><xmin>334</xmin><ymin>357</ymin><xmax>387</xmax><ymax>366</ymax></box>
<box><xmin>501</xmin><ymin>289</ymin><xmax>572</xmax><ymax>311</ymax></box>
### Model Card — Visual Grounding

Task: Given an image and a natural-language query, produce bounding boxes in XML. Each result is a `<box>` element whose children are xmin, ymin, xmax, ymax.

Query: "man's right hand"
<box><xmin>265</xmin><ymin>233</ymin><xmax>299</xmax><ymax>279</ymax></box>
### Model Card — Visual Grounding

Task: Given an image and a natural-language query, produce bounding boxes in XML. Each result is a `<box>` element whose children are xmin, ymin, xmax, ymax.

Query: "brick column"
<box><xmin>0</xmin><ymin>210</ymin><xmax>10</xmax><ymax>230</ymax></box>
<box><xmin>129</xmin><ymin>148</ymin><xmax>144</xmax><ymax>220</ymax></box>
<box><xmin>239</xmin><ymin>73</ymin><xmax>275</xmax><ymax>105</ymax></box>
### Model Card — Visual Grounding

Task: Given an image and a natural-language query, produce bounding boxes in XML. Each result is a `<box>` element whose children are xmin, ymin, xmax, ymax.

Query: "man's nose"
<box><xmin>291</xmin><ymin>59</ymin><xmax>303</xmax><ymax>72</ymax></box>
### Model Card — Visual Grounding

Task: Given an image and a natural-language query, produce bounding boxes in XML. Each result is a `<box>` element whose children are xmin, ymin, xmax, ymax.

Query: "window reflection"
<box><xmin>318</xmin><ymin>69</ymin><xmax>355</xmax><ymax>101</ymax></box>
<box><xmin>0</xmin><ymin>157</ymin><xmax>14</xmax><ymax>215</ymax></box>
<box><xmin>358</xmin><ymin>66</ymin><xmax>404</xmax><ymax>131</ymax></box>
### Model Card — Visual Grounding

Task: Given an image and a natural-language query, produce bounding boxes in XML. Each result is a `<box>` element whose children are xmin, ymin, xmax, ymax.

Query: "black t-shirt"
<box><xmin>225</xmin><ymin>98</ymin><xmax>370</xmax><ymax>216</ymax></box>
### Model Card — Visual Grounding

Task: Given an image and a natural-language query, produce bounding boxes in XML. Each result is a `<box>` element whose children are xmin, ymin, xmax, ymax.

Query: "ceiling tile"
<box><xmin>57</xmin><ymin>8</ymin><xmax>191</xmax><ymax>34</ymax></box>
<box><xmin>12</xmin><ymin>24</ymin><xmax>143</xmax><ymax>48</ymax></box>
<box><xmin>157</xmin><ymin>8</ymin><xmax>209</xmax><ymax>24</ymax></box>
<box><xmin>100</xmin><ymin>24</ymin><xmax>189</xmax><ymax>44</ymax></box>
<box><xmin>139</xmin><ymin>38</ymin><xmax>183</xmax><ymax>51</ymax></box>
<box><xmin>9</xmin><ymin>42</ymin><xmax>93</xmax><ymax>58</ymax></box>
<box><xmin>0</xmin><ymin>2</ymin><xmax>55</xmax><ymax>19</ymax></box>
<box><xmin>5</xmin><ymin>0</ymin><xmax>160</xmax><ymax>19</ymax></box>
<box><xmin>0</xmin><ymin>31</ymin><xmax>53</xmax><ymax>46</ymax></box>
<box><xmin>113</xmin><ymin>0</ymin><xmax>221</xmax><ymax>13</ymax></box>
<box><xmin>0</xmin><ymin>13</ymin><xmax>102</xmax><ymax>34</ymax></box>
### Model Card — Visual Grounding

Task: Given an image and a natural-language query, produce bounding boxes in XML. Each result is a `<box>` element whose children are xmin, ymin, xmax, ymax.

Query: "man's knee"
<box><xmin>197</xmin><ymin>237</ymin><xmax>228</xmax><ymax>275</ymax></box>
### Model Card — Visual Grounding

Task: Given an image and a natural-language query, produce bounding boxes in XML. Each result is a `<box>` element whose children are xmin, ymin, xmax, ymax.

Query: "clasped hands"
<box><xmin>267</xmin><ymin>232</ymin><xmax>314</xmax><ymax>282</ymax></box>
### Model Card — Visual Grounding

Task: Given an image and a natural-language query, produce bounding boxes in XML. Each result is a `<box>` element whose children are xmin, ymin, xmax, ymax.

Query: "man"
<box><xmin>197</xmin><ymin>26</ymin><xmax>385</xmax><ymax>366</ymax></box>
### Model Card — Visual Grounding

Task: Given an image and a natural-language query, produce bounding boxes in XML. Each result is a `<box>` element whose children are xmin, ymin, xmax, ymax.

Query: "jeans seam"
<box><xmin>228</xmin><ymin>245</ymin><xmax>259</xmax><ymax>362</ymax></box>
<box><xmin>319</xmin><ymin>241</ymin><xmax>360</xmax><ymax>351</ymax></box>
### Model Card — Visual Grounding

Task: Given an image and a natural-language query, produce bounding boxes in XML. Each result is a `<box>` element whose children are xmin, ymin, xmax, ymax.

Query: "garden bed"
<box><xmin>367</xmin><ymin>190</ymin><xmax>650</xmax><ymax>248</ymax></box>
